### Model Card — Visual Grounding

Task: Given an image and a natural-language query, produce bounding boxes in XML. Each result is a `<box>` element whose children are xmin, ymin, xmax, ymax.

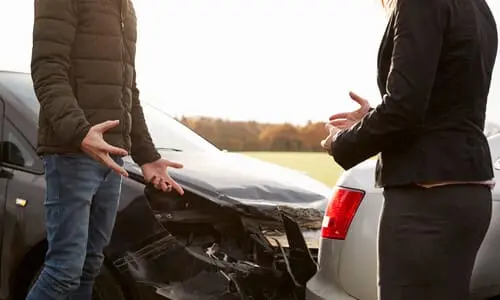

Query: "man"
<box><xmin>27</xmin><ymin>0</ymin><xmax>184</xmax><ymax>298</ymax></box>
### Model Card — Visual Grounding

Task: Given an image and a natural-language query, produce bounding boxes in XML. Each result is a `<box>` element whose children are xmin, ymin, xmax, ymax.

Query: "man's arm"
<box><xmin>32</xmin><ymin>0</ymin><xmax>91</xmax><ymax>147</ymax></box>
<box><xmin>331</xmin><ymin>0</ymin><xmax>449</xmax><ymax>170</ymax></box>
<box><xmin>130</xmin><ymin>70</ymin><xmax>161</xmax><ymax>166</ymax></box>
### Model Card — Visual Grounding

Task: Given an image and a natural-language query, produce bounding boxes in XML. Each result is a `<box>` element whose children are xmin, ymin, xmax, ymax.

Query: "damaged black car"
<box><xmin>0</xmin><ymin>71</ymin><xmax>331</xmax><ymax>300</ymax></box>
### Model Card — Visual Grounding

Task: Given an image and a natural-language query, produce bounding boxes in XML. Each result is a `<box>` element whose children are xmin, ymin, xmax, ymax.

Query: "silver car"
<box><xmin>306</xmin><ymin>126</ymin><xmax>500</xmax><ymax>300</ymax></box>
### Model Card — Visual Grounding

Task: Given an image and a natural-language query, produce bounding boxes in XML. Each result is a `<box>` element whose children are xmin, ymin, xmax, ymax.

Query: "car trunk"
<box><xmin>312</xmin><ymin>135</ymin><xmax>500</xmax><ymax>300</ymax></box>
<box><xmin>338</xmin><ymin>134</ymin><xmax>500</xmax><ymax>300</ymax></box>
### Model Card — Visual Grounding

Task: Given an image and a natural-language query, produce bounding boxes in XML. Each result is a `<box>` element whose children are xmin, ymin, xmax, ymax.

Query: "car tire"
<box><xmin>27</xmin><ymin>264</ymin><xmax>126</xmax><ymax>300</ymax></box>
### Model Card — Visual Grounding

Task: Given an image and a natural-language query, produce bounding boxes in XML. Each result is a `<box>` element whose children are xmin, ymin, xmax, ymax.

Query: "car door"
<box><xmin>0</xmin><ymin>115</ymin><xmax>45</xmax><ymax>299</ymax></box>
<box><xmin>0</xmin><ymin>98</ymin><xmax>10</xmax><ymax>299</ymax></box>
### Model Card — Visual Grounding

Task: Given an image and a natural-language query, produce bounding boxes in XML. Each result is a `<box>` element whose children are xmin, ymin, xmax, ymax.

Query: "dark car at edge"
<box><xmin>0</xmin><ymin>71</ymin><xmax>330</xmax><ymax>300</ymax></box>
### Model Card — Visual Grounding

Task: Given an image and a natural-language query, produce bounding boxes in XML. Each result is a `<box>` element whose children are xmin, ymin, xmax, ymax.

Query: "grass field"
<box><xmin>241</xmin><ymin>152</ymin><xmax>344</xmax><ymax>186</ymax></box>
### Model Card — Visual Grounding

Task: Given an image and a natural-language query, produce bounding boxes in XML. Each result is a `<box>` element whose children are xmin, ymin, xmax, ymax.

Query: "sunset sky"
<box><xmin>1</xmin><ymin>0</ymin><xmax>499</xmax><ymax>124</ymax></box>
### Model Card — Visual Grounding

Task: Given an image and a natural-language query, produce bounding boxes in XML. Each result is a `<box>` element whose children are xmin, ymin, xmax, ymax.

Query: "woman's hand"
<box><xmin>328</xmin><ymin>91</ymin><xmax>371</xmax><ymax>130</ymax></box>
<box><xmin>320</xmin><ymin>123</ymin><xmax>341</xmax><ymax>154</ymax></box>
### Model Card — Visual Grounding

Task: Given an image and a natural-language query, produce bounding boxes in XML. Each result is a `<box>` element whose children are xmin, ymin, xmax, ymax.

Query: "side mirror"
<box><xmin>495</xmin><ymin>158</ymin><xmax>500</xmax><ymax>171</ymax></box>
<box><xmin>0</xmin><ymin>141</ymin><xmax>25</xmax><ymax>166</ymax></box>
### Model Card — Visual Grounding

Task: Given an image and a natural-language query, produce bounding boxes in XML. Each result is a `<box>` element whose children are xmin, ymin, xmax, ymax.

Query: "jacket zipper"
<box><xmin>119</xmin><ymin>0</ymin><xmax>129</xmax><ymax>147</ymax></box>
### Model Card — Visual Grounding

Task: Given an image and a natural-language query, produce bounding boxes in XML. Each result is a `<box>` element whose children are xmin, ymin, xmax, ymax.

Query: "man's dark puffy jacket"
<box><xmin>31</xmin><ymin>0</ymin><xmax>160</xmax><ymax>166</ymax></box>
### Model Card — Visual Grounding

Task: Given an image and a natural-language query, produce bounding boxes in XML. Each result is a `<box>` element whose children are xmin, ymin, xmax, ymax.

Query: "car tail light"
<box><xmin>321</xmin><ymin>187</ymin><xmax>365</xmax><ymax>240</ymax></box>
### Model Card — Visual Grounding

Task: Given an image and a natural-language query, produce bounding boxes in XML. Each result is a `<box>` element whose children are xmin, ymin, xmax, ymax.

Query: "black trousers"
<box><xmin>378</xmin><ymin>184</ymin><xmax>492</xmax><ymax>300</ymax></box>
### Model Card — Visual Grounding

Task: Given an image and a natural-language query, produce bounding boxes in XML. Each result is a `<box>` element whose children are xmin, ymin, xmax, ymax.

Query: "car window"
<box><xmin>0</xmin><ymin>119</ymin><xmax>42</xmax><ymax>172</ymax></box>
<box><xmin>143</xmin><ymin>104</ymin><xmax>220</xmax><ymax>152</ymax></box>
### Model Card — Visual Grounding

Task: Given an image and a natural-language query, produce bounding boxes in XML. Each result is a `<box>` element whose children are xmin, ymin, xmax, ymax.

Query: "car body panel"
<box><xmin>306</xmin><ymin>161</ymin><xmax>382</xmax><ymax>300</ymax></box>
<box><xmin>306</xmin><ymin>133</ymin><xmax>500</xmax><ymax>300</ymax></box>
<box><xmin>335</xmin><ymin>161</ymin><xmax>382</xmax><ymax>300</ymax></box>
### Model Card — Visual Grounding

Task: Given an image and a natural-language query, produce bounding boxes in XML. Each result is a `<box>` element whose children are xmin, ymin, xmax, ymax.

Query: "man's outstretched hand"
<box><xmin>141</xmin><ymin>159</ymin><xmax>184</xmax><ymax>195</ymax></box>
<box><xmin>81</xmin><ymin>120</ymin><xmax>129</xmax><ymax>177</ymax></box>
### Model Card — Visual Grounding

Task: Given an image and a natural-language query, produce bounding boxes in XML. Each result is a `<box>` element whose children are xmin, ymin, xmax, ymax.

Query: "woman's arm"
<box><xmin>331</xmin><ymin>0</ymin><xmax>449</xmax><ymax>170</ymax></box>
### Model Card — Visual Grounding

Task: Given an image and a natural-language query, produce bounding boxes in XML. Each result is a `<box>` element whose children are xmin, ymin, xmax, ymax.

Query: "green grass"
<box><xmin>241</xmin><ymin>152</ymin><xmax>344</xmax><ymax>186</ymax></box>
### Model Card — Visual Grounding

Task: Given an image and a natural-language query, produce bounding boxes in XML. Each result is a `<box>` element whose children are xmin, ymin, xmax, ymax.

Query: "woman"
<box><xmin>321</xmin><ymin>0</ymin><xmax>498</xmax><ymax>299</ymax></box>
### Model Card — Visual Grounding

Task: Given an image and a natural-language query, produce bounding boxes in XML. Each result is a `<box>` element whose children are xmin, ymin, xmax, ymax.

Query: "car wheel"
<box><xmin>28</xmin><ymin>265</ymin><xmax>126</xmax><ymax>300</ymax></box>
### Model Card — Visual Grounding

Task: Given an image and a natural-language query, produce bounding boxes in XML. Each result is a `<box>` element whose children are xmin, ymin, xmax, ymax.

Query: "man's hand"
<box><xmin>320</xmin><ymin>122</ymin><xmax>341</xmax><ymax>154</ymax></box>
<box><xmin>81</xmin><ymin>120</ymin><xmax>129</xmax><ymax>176</ymax></box>
<box><xmin>328</xmin><ymin>91</ymin><xmax>371</xmax><ymax>130</ymax></box>
<box><xmin>141</xmin><ymin>159</ymin><xmax>184</xmax><ymax>195</ymax></box>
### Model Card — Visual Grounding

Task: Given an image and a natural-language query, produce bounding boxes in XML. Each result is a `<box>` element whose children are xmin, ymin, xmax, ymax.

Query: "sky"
<box><xmin>1</xmin><ymin>0</ymin><xmax>500</xmax><ymax>125</ymax></box>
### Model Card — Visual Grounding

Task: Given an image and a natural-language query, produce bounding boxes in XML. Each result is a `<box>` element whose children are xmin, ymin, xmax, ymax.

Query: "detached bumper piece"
<box><xmin>107</xmin><ymin>187</ymin><xmax>318</xmax><ymax>300</ymax></box>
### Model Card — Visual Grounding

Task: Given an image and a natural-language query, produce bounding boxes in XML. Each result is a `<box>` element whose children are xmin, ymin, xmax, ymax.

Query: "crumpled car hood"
<box><xmin>123</xmin><ymin>151</ymin><xmax>332</xmax><ymax>212</ymax></box>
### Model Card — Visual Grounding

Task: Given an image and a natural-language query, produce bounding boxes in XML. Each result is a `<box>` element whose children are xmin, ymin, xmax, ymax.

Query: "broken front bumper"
<box><xmin>105</xmin><ymin>187</ymin><xmax>320</xmax><ymax>300</ymax></box>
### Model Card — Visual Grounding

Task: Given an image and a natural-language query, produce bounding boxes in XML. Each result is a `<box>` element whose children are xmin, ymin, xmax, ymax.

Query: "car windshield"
<box><xmin>142</xmin><ymin>104</ymin><xmax>220</xmax><ymax>152</ymax></box>
<box><xmin>0</xmin><ymin>72</ymin><xmax>220</xmax><ymax>153</ymax></box>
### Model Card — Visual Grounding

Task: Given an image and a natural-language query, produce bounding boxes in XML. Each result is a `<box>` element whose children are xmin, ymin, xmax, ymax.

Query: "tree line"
<box><xmin>178</xmin><ymin>116</ymin><xmax>327</xmax><ymax>152</ymax></box>
<box><xmin>178</xmin><ymin>117</ymin><xmax>500</xmax><ymax>152</ymax></box>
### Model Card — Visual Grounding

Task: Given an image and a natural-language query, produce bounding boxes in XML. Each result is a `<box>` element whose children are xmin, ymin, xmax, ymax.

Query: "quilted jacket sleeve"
<box><xmin>331</xmin><ymin>0</ymin><xmax>449</xmax><ymax>170</ymax></box>
<box><xmin>31</xmin><ymin>0</ymin><xmax>91</xmax><ymax>147</ymax></box>
<box><xmin>130</xmin><ymin>70</ymin><xmax>161</xmax><ymax>166</ymax></box>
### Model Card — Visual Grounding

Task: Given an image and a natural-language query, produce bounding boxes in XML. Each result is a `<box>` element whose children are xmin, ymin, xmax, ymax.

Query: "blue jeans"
<box><xmin>26</xmin><ymin>153</ymin><xmax>123</xmax><ymax>300</ymax></box>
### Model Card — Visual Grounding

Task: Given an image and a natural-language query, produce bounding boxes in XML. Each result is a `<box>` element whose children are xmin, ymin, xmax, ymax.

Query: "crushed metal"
<box><xmin>116</xmin><ymin>186</ymin><xmax>321</xmax><ymax>300</ymax></box>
